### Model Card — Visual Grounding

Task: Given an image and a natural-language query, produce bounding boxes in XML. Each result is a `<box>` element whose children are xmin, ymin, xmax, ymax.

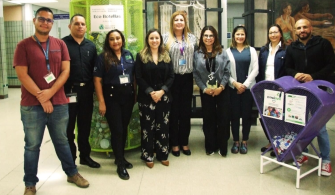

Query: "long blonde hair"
<box><xmin>140</xmin><ymin>29</ymin><xmax>170</xmax><ymax>64</ymax></box>
<box><xmin>165</xmin><ymin>11</ymin><xmax>192</xmax><ymax>50</ymax></box>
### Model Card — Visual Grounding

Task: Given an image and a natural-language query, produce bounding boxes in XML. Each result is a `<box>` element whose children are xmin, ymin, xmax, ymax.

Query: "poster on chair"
<box><xmin>263</xmin><ymin>89</ymin><xmax>284</xmax><ymax>120</ymax></box>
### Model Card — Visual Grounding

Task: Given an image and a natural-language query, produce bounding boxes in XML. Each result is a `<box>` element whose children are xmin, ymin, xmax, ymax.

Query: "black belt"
<box><xmin>73</xmin><ymin>82</ymin><xmax>87</xmax><ymax>86</ymax></box>
<box><xmin>104</xmin><ymin>83</ymin><xmax>133</xmax><ymax>88</ymax></box>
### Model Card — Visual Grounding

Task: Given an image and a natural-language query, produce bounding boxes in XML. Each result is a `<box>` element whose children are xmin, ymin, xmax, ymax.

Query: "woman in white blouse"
<box><xmin>256</xmin><ymin>24</ymin><xmax>286</xmax><ymax>156</ymax></box>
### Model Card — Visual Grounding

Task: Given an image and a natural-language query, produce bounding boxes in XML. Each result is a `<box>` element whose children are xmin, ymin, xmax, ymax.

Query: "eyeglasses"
<box><xmin>203</xmin><ymin>34</ymin><xmax>214</xmax><ymax>38</ymax></box>
<box><xmin>269</xmin><ymin>31</ymin><xmax>279</xmax><ymax>35</ymax></box>
<box><xmin>37</xmin><ymin>17</ymin><xmax>54</xmax><ymax>24</ymax></box>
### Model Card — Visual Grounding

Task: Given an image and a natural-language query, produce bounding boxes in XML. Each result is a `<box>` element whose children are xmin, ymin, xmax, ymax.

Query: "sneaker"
<box><xmin>67</xmin><ymin>173</ymin><xmax>89</xmax><ymax>188</ymax></box>
<box><xmin>206</xmin><ymin>150</ymin><xmax>214</xmax><ymax>155</ymax></box>
<box><xmin>231</xmin><ymin>142</ymin><xmax>239</xmax><ymax>154</ymax></box>
<box><xmin>240</xmin><ymin>142</ymin><xmax>248</xmax><ymax>154</ymax></box>
<box><xmin>321</xmin><ymin>162</ymin><xmax>332</xmax><ymax>176</ymax></box>
<box><xmin>24</xmin><ymin>186</ymin><xmax>36</xmax><ymax>195</ymax></box>
<box><xmin>292</xmin><ymin>155</ymin><xmax>308</xmax><ymax>166</ymax></box>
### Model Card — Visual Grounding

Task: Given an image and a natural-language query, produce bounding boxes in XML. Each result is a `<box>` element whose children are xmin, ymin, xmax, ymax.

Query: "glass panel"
<box><xmin>146</xmin><ymin>0</ymin><xmax>206</xmax><ymax>39</ymax></box>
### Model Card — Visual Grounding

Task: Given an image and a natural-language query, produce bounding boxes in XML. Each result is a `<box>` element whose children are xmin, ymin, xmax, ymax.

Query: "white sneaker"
<box><xmin>321</xmin><ymin>162</ymin><xmax>332</xmax><ymax>176</ymax></box>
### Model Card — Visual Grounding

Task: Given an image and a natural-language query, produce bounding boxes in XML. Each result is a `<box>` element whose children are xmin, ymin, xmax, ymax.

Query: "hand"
<box><xmin>205</xmin><ymin>88</ymin><xmax>214</xmax><ymax>96</ymax></box>
<box><xmin>41</xmin><ymin>100</ymin><xmax>53</xmax><ymax>113</ymax></box>
<box><xmin>212</xmin><ymin>86</ymin><xmax>224</xmax><ymax>97</ymax></box>
<box><xmin>294</xmin><ymin>73</ymin><xmax>304</xmax><ymax>81</ymax></box>
<box><xmin>233</xmin><ymin>82</ymin><xmax>246</xmax><ymax>94</ymax></box>
<box><xmin>325</xmin><ymin>13</ymin><xmax>333</xmax><ymax>19</ymax></box>
<box><xmin>301</xmin><ymin>74</ymin><xmax>313</xmax><ymax>82</ymax></box>
<box><xmin>295</xmin><ymin>73</ymin><xmax>313</xmax><ymax>82</ymax></box>
<box><xmin>150</xmin><ymin>91</ymin><xmax>163</xmax><ymax>103</ymax></box>
<box><xmin>36</xmin><ymin>89</ymin><xmax>53</xmax><ymax>103</ymax></box>
<box><xmin>98</xmin><ymin>101</ymin><xmax>106</xmax><ymax>116</ymax></box>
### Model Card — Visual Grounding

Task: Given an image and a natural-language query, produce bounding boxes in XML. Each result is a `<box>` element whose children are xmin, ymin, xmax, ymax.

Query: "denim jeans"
<box><xmin>21</xmin><ymin>104</ymin><xmax>77</xmax><ymax>187</ymax></box>
<box><xmin>303</xmin><ymin>125</ymin><xmax>330</xmax><ymax>163</ymax></box>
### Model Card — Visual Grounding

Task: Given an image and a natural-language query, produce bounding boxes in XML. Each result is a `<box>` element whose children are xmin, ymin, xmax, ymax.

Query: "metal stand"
<box><xmin>260</xmin><ymin>152</ymin><xmax>322</xmax><ymax>188</ymax></box>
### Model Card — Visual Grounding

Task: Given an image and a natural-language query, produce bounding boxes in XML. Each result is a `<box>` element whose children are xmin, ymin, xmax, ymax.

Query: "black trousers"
<box><xmin>169</xmin><ymin>73</ymin><xmax>193</xmax><ymax>147</ymax></box>
<box><xmin>104</xmin><ymin>84</ymin><xmax>134</xmax><ymax>165</ymax></box>
<box><xmin>200</xmin><ymin>88</ymin><xmax>230</xmax><ymax>153</ymax></box>
<box><xmin>66</xmin><ymin>83</ymin><xmax>94</xmax><ymax>161</ymax></box>
<box><xmin>229</xmin><ymin>88</ymin><xmax>253</xmax><ymax>142</ymax></box>
<box><xmin>139</xmin><ymin>96</ymin><xmax>171</xmax><ymax>162</ymax></box>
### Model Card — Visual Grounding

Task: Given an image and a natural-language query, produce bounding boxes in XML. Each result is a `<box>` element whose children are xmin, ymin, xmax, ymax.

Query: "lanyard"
<box><xmin>34</xmin><ymin>35</ymin><xmax>50</xmax><ymax>72</ymax></box>
<box><xmin>175</xmin><ymin>34</ymin><xmax>185</xmax><ymax>56</ymax></box>
<box><xmin>120</xmin><ymin>57</ymin><xmax>125</xmax><ymax>75</ymax></box>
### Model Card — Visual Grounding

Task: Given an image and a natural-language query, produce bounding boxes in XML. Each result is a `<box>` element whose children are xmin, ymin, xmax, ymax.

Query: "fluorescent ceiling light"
<box><xmin>8</xmin><ymin>0</ymin><xmax>58</xmax><ymax>4</ymax></box>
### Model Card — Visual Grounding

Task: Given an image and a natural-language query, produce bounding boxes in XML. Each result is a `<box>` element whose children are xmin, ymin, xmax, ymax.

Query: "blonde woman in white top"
<box><xmin>163</xmin><ymin>11</ymin><xmax>197</xmax><ymax>157</ymax></box>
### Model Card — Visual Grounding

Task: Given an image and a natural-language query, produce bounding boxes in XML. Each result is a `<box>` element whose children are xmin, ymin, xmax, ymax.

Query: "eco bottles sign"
<box><xmin>90</xmin><ymin>5</ymin><xmax>124</xmax><ymax>32</ymax></box>
<box><xmin>262</xmin><ymin>89</ymin><xmax>307</xmax><ymax>126</ymax></box>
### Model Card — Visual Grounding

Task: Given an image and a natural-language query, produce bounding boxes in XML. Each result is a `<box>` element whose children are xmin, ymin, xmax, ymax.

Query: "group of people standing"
<box><xmin>14</xmin><ymin>6</ymin><xmax>335</xmax><ymax>195</ymax></box>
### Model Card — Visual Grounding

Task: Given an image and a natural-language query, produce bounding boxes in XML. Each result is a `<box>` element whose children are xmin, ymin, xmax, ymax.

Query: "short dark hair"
<box><xmin>70</xmin><ymin>14</ymin><xmax>85</xmax><ymax>24</ymax></box>
<box><xmin>35</xmin><ymin>7</ymin><xmax>53</xmax><ymax>18</ymax></box>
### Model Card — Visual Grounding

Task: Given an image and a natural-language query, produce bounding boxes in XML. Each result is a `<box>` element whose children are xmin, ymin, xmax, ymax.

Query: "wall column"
<box><xmin>0</xmin><ymin>0</ymin><xmax>8</xmax><ymax>99</ymax></box>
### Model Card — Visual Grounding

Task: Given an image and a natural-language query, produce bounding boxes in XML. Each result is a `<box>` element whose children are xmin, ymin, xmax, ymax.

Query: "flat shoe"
<box><xmin>161</xmin><ymin>160</ymin><xmax>169</xmax><ymax>166</ymax></box>
<box><xmin>146</xmin><ymin>162</ymin><xmax>154</xmax><ymax>168</ymax></box>
<box><xmin>115</xmin><ymin>159</ymin><xmax>133</xmax><ymax>169</ymax></box>
<box><xmin>117</xmin><ymin>165</ymin><xmax>129</xmax><ymax>180</ymax></box>
<box><xmin>261</xmin><ymin>146</ymin><xmax>273</xmax><ymax>152</ymax></box>
<box><xmin>80</xmin><ymin>157</ymin><xmax>101</xmax><ymax>168</ymax></box>
<box><xmin>182</xmin><ymin>149</ymin><xmax>191</xmax><ymax>156</ymax></box>
<box><xmin>171</xmin><ymin>150</ymin><xmax>180</xmax><ymax>157</ymax></box>
<box><xmin>270</xmin><ymin>151</ymin><xmax>276</xmax><ymax>157</ymax></box>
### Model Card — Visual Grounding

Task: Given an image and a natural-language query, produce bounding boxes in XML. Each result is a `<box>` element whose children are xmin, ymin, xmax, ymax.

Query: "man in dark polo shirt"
<box><xmin>62</xmin><ymin>14</ymin><xmax>100</xmax><ymax>168</ymax></box>
<box><xmin>14</xmin><ymin>7</ymin><xmax>89</xmax><ymax>195</ymax></box>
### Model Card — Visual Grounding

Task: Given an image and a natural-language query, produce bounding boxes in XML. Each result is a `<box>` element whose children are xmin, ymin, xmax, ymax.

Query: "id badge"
<box><xmin>206</xmin><ymin>80</ymin><xmax>218</xmax><ymax>89</ymax></box>
<box><xmin>66</xmin><ymin>93</ymin><xmax>77</xmax><ymax>103</ymax></box>
<box><xmin>179</xmin><ymin>58</ymin><xmax>186</xmax><ymax>66</ymax></box>
<box><xmin>44</xmin><ymin>72</ymin><xmax>56</xmax><ymax>84</ymax></box>
<box><xmin>119</xmin><ymin>74</ymin><xmax>130</xmax><ymax>84</ymax></box>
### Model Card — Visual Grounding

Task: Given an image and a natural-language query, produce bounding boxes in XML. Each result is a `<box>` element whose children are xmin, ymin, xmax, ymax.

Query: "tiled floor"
<box><xmin>1</xmin><ymin>88</ymin><xmax>334</xmax><ymax>195</ymax></box>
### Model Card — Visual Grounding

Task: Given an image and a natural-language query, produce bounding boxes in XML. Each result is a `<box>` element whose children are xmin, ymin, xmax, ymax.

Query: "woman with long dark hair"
<box><xmin>136</xmin><ymin>29</ymin><xmax>174</xmax><ymax>168</ymax></box>
<box><xmin>93</xmin><ymin>29</ymin><xmax>136</xmax><ymax>180</ymax></box>
<box><xmin>193</xmin><ymin>26</ymin><xmax>231</xmax><ymax>156</ymax></box>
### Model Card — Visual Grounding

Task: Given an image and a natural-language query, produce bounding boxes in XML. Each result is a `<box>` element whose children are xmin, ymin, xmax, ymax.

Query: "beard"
<box><xmin>297</xmin><ymin>31</ymin><xmax>311</xmax><ymax>41</ymax></box>
<box><xmin>35</xmin><ymin>28</ymin><xmax>50</xmax><ymax>36</ymax></box>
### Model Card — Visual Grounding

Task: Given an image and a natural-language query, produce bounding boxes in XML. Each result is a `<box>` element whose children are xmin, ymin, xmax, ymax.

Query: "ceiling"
<box><xmin>3</xmin><ymin>0</ymin><xmax>71</xmax><ymax>12</ymax></box>
<box><xmin>3</xmin><ymin>0</ymin><xmax>244</xmax><ymax>13</ymax></box>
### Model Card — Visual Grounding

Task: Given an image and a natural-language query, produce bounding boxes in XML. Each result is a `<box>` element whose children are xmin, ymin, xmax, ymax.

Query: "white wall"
<box><xmin>32</xmin><ymin>4</ymin><xmax>70</xmax><ymax>38</ymax></box>
<box><xmin>227</xmin><ymin>3</ymin><xmax>244</xmax><ymax>18</ymax></box>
